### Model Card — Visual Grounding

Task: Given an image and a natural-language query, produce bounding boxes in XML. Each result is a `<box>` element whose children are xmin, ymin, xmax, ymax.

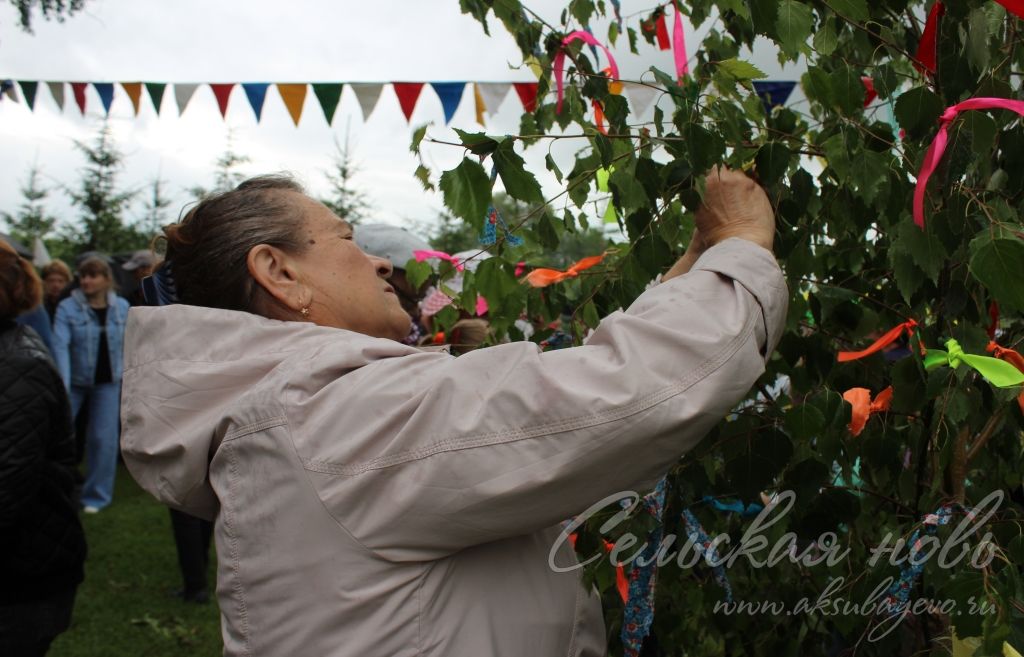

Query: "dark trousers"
<box><xmin>169</xmin><ymin>508</ymin><xmax>213</xmax><ymax>595</ymax></box>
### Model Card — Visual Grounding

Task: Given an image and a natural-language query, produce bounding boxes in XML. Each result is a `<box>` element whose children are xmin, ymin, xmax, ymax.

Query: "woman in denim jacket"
<box><xmin>53</xmin><ymin>256</ymin><xmax>130</xmax><ymax>513</ymax></box>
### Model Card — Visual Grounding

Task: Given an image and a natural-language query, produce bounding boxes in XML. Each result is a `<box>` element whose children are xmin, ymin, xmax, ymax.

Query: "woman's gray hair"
<box><xmin>157</xmin><ymin>174</ymin><xmax>311</xmax><ymax>313</ymax></box>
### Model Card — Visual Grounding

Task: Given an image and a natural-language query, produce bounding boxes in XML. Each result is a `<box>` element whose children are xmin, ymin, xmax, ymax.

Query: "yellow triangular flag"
<box><xmin>524</xmin><ymin>55</ymin><xmax>543</xmax><ymax>79</ymax></box>
<box><xmin>121</xmin><ymin>82</ymin><xmax>143</xmax><ymax>115</ymax></box>
<box><xmin>474</xmin><ymin>83</ymin><xmax>485</xmax><ymax>126</ymax></box>
<box><xmin>277</xmin><ymin>83</ymin><xmax>307</xmax><ymax>126</ymax></box>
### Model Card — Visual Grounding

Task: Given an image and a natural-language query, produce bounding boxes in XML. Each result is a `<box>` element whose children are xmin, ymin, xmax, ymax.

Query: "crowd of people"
<box><xmin>1</xmin><ymin>169</ymin><xmax>783</xmax><ymax>656</ymax></box>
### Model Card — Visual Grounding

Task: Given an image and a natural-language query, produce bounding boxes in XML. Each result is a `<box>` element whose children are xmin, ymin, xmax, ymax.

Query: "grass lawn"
<box><xmin>49</xmin><ymin>464</ymin><xmax>223</xmax><ymax>657</ymax></box>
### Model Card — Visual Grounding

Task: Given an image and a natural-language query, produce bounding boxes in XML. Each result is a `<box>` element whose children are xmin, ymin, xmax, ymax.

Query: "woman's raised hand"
<box><xmin>694</xmin><ymin>168</ymin><xmax>775</xmax><ymax>252</ymax></box>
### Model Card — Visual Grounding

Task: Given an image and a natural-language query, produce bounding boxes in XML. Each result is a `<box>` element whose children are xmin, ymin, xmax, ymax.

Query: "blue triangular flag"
<box><xmin>430</xmin><ymin>82</ymin><xmax>466</xmax><ymax>124</ymax></box>
<box><xmin>242</xmin><ymin>83</ymin><xmax>269</xmax><ymax>122</ymax></box>
<box><xmin>752</xmin><ymin>81</ymin><xmax>796</xmax><ymax>115</ymax></box>
<box><xmin>94</xmin><ymin>82</ymin><xmax>114</xmax><ymax>115</ymax></box>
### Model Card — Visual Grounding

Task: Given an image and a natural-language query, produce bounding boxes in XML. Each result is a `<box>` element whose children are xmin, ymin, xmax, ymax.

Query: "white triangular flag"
<box><xmin>47</xmin><ymin>81</ymin><xmax>65</xmax><ymax>110</ymax></box>
<box><xmin>349</xmin><ymin>83</ymin><xmax>383</xmax><ymax>121</ymax></box>
<box><xmin>477</xmin><ymin>83</ymin><xmax>511</xmax><ymax>116</ymax></box>
<box><xmin>33</xmin><ymin>237</ymin><xmax>51</xmax><ymax>267</ymax></box>
<box><xmin>175</xmin><ymin>83</ymin><xmax>199</xmax><ymax>116</ymax></box>
<box><xmin>622</xmin><ymin>82</ymin><xmax>661</xmax><ymax>118</ymax></box>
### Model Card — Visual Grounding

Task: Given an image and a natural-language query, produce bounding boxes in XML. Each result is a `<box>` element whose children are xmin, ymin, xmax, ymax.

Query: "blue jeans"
<box><xmin>70</xmin><ymin>383</ymin><xmax>121</xmax><ymax>509</ymax></box>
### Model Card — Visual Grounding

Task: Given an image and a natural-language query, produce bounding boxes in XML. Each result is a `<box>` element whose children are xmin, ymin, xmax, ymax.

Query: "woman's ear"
<box><xmin>247</xmin><ymin>244</ymin><xmax>302</xmax><ymax>313</ymax></box>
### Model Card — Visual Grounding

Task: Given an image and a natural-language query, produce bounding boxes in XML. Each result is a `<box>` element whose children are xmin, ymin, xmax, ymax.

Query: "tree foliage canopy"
<box><xmin>423</xmin><ymin>0</ymin><xmax>1024</xmax><ymax>653</ymax></box>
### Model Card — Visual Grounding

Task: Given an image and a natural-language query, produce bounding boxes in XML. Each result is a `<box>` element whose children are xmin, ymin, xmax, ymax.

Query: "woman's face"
<box><xmin>43</xmin><ymin>273</ymin><xmax>68</xmax><ymax>299</ymax></box>
<box><xmin>78</xmin><ymin>270</ymin><xmax>111</xmax><ymax>296</ymax></box>
<box><xmin>289</xmin><ymin>194</ymin><xmax>411</xmax><ymax>341</ymax></box>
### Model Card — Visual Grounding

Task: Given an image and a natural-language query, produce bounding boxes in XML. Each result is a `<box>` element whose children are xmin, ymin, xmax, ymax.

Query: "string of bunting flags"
<box><xmin>0</xmin><ymin>78</ymin><xmax>801</xmax><ymax>127</ymax></box>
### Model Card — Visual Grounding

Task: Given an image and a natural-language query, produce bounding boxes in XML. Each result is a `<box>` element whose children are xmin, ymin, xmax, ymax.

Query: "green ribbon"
<box><xmin>924</xmin><ymin>339</ymin><xmax>1024</xmax><ymax>388</ymax></box>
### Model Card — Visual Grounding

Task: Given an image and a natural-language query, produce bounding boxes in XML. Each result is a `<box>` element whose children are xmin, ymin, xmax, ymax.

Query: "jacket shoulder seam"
<box><xmin>223</xmin><ymin>416</ymin><xmax>289</xmax><ymax>442</ymax></box>
<box><xmin>302</xmin><ymin>308</ymin><xmax>757</xmax><ymax>476</ymax></box>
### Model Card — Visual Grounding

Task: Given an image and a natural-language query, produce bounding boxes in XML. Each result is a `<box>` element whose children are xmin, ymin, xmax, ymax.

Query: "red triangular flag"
<box><xmin>914</xmin><ymin>2</ymin><xmax>944</xmax><ymax>75</ymax></box>
<box><xmin>210</xmin><ymin>83</ymin><xmax>235</xmax><ymax>118</ymax></box>
<box><xmin>393</xmin><ymin>82</ymin><xmax>424</xmax><ymax>122</ymax></box>
<box><xmin>513</xmin><ymin>82</ymin><xmax>538</xmax><ymax>112</ymax></box>
<box><xmin>71</xmin><ymin>82</ymin><xmax>88</xmax><ymax>115</ymax></box>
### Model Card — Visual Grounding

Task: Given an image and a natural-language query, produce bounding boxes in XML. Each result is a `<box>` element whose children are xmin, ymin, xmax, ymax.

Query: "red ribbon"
<box><xmin>553</xmin><ymin>31</ymin><xmax>620</xmax><ymax>114</ymax></box>
<box><xmin>523</xmin><ymin>254</ymin><xmax>606</xmax><ymax>287</ymax></box>
<box><xmin>987</xmin><ymin>341</ymin><xmax>1024</xmax><ymax>413</ymax></box>
<box><xmin>673</xmin><ymin>4</ymin><xmax>689</xmax><ymax>79</ymax></box>
<box><xmin>913</xmin><ymin>98</ymin><xmax>1024</xmax><ymax>228</ymax></box>
<box><xmin>842</xmin><ymin>386</ymin><xmax>894</xmax><ymax>437</ymax></box>
<box><xmin>838</xmin><ymin>320</ymin><xmax>918</xmax><ymax>362</ymax></box>
<box><xmin>655</xmin><ymin>13</ymin><xmax>671</xmax><ymax>50</ymax></box>
<box><xmin>987</xmin><ymin>302</ymin><xmax>1000</xmax><ymax>339</ymax></box>
<box><xmin>862</xmin><ymin>76</ymin><xmax>877</xmax><ymax>107</ymax></box>
<box><xmin>914</xmin><ymin>2</ymin><xmax>944</xmax><ymax>74</ymax></box>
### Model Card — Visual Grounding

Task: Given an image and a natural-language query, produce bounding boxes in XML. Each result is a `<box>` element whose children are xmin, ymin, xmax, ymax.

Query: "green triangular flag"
<box><xmin>312</xmin><ymin>83</ymin><xmax>343</xmax><ymax>125</ymax></box>
<box><xmin>145</xmin><ymin>82</ymin><xmax>166</xmax><ymax>114</ymax></box>
<box><xmin>18</xmin><ymin>81</ymin><xmax>37</xmax><ymax>110</ymax></box>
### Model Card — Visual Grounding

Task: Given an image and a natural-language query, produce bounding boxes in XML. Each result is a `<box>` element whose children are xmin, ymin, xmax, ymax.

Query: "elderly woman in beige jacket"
<box><xmin>120</xmin><ymin>170</ymin><xmax>786</xmax><ymax>657</ymax></box>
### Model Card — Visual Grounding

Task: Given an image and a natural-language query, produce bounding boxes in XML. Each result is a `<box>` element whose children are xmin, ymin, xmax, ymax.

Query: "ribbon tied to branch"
<box><xmin>553</xmin><ymin>31</ymin><xmax>620</xmax><ymax>114</ymax></box>
<box><xmin>914</xmin><ymin>97</ymin><xmax>1024</xmax><ymax>228</ymax></box>
<box><xmin>924</xmin><ymin>339</ymin><xmax>1024</xmax><ymax>388</ymax></box>
<box><xmin>522</xmin><ymin>253</ymin><xmax>606</xmax><ymax>287</ymax></box>
<box><xmin>842</xmin><ymin>386</ymin><xmax>894</xmax><ymax>437</ymax></box>
<box><xmin>837</xmin><ymin>319</ymin><xmax>919</xmax><ymax>362</ymax></box>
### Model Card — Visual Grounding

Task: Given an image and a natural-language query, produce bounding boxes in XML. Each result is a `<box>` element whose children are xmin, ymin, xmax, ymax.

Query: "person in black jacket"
<box><xmin>0</xmin><ymin>239</ymin><xmax>86</xmax><ymax>656</ymax></box>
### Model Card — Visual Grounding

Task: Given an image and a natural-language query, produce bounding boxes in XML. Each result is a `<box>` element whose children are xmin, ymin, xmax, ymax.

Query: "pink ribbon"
<box><xmin>554</xmin><ymin>30</ymin><xmax>620</xmax><ymax>114</ymax></box>
<box><xmin>413</xmin><ymin>249</ymin><xmax>465</xmax><ymax>272</ymax></box>
<box><xmin>673</xmin><ymin>4</ymin><xmax>689</xmax><ymax>79</ymax></box>
<box><xmin>914</xmin><ymin>98</ymin><xmax>1024</xmax><ymax>228</ymax></box>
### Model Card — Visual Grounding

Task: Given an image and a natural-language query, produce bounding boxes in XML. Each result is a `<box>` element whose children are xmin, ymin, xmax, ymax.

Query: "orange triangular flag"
<box><xmin>121</xmin><ymin>82</ymin><xmax>143</xmax><ymax>115</ymax></box>
<box><xmin>277</xmin><ymin>84</ymin><xmax>307</xmax><ymax>126</ymax></box>
<box><xmin>474</xmin><ymin>83</ymin><xmax>486</xmax><ymax>125</ymax></box>
<box><xmin>842</xmin><ymin>386</ymin><xmax>893</xmax><ymax>437</ymax></box>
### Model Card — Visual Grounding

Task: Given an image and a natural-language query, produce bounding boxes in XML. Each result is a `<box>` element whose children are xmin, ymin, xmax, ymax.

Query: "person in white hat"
<box><xmin>354</xmin><ymin>224</ymin><xmax>433</xmax><ymax>344</ymax></box>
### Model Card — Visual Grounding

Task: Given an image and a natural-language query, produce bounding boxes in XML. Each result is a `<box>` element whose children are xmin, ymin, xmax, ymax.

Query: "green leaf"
<box><xmin>831</xmin><ymin>64</ymin><xmax>864</xmax><ymax>115</ymax></box>
<box><xmin>609</xmin><ymin>164</ymin><xmax>648</xmax><ymax>213</ymax></box>
<box><xmin>895</xmin><ymin>87</ymin><xmax>943</xmax><ymax>140</ymax></box>
<box><xmin>493</xmin><ymin>141</ymin><xmax>544</xmax><ymax>205</ymax></box>
<box><xmin>438</xmin><ymin>158</ymin><xmax>492</xmax><ymax>225</ymax></box>
<box><xmin>894</xmin><ymin>219</ymin><xmax>948</xmax><ymax>280</ymax></box>
<box><xmin>404</xmin><ymin>259</ymin><xmax>433</xmax><ymax>291</ymax></box>
<box><xmin>828</xmin><ymin>0</ymin><xmax>869</xmax><ymax>22</ymax></box>
<box><xmin>812</xmin><ymin>18</ymin><xmax>838</xmax><ymax>56</ymax></box>
<box><xmin>968</xmin><ymin>227</ymin><xmax>1024</xmax><ymax>312</ymax></box>
<box><xmin>716</xmin><ymin>58</ymin><xmax>768</xmax><ymax>81</ymax></box>
<box><xmin>774</xmin><ymin>0</ymin><xmax>814</xmax><ymax>59</ymax></box>
<box><xmin>452</xmin><ymin>128</ymin><xmax>502</xmax><ymax>156</ymax></box>
<box><xmin>784</xmin><ymin>403</ymin><xmax>826</xmax><ymax>442</ymax></box>
<box><xmin>414</xmin><ymin>164</ymin><xmax>434</xmax><ymax>191</ymax></box>
<box><xmin>755</xmin><ymin>142</ymin><xmax>791</xmax><ymax>185</ymax></box>
<box><xmin>966</xmin><ymin>8</ymin><xmax>991</xmax><ymax>74</ymax></box>
<box><xmin>410</xmin><ymin>123</ymin><xmax>429</xmax><ymax>155</ymax></box>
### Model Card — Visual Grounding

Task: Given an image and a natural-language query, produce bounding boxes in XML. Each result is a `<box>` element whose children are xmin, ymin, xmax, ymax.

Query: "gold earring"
<box><xmin>300</xmin><ymin>305</ymin><xmax>310</xmax><ymax>318</ymax></box>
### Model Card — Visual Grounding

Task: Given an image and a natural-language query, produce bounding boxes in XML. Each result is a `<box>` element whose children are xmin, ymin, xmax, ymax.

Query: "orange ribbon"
<box><xmin>567</xmin><ymin>533</ymin><xmax>628</xmax><ymax>602</ymax></box>
<box><xmin>523</xmin><ymin>254</ymin><xmax>605</xmax><ymax>288</ymax></box>
<box><xmin>837</xmin><ymin>320</ymin><xmax>918</xmax><ymax>362</ymax></box>
<box><xmin>987</xmin><ymin>341</ymin><xmax>1024</xmax><ymax>413</ymax></box>
<box><xmin>842</xmin><ymin>386</ymin><xmax>894</xmax><ymax>436</ymax></box>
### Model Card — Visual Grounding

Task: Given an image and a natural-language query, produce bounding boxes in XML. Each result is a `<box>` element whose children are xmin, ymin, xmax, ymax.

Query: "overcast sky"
<box><xmin>0</xmin><ymin>0</ymin><xmax>805</xmax><ymax>241</ymax></box>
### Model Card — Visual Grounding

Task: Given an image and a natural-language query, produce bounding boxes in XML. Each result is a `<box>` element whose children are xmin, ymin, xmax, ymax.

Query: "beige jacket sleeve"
<box><xmin>294</xmin><ymin>238</ymin><xmax>788</xmax><ymax>561</ymax></box>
